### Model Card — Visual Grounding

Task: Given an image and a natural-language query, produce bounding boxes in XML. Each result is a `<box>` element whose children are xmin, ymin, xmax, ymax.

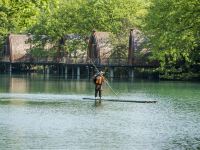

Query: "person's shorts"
<box><xmin>95</xmin><ymin>84</ymin><xmax>102</xmax><ymax>90</ymax></box>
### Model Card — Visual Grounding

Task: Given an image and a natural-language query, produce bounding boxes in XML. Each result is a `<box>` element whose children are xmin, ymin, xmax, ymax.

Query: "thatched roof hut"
<box><xmin>7</xmin><ymin>34</ymin><xmax>31</xmax><ymax>62</ymax></box>
<box><xmin>88</xmin><ymin>31</ymin><xmax>112</xmax><ymax>61</ymax></box>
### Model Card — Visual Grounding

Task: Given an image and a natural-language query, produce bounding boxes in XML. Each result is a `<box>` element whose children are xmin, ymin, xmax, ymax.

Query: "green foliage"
<box><xmin>0</xmin><ymin>0</ymin><xmax>39</xmax><ymax>34</ymax></box>
<box><xmin>109</xmin><ymin>34</ymin><xmax>128</xmax><ymax>59</ymax></box>
<box><xmin>64</xmin><ymin>38</ymin><xmax>87</xmax><ymax>55</ymax></box>
<box><xmin>29</xmin><ymin>47</ymin><xmax>48</xmax><ymax>58</ymax></box>
<box><xmin>0</xmin><ymin>0</ymin><xmax>59</xmax><ymax>52</ymax></box>
<box><xmin>29</xmin><ymin>0</ymin><xmax>150</xmax><ymax>58</ymax></box>
<box><xmin>1</xmin><ymin>0</ymin><xmax>199</xmax><ymax>79</ymax></box>
<box><xmin>143</xmin><ymin>0</ymin><xmax>200</xmax><ymax>79</ymax></box>
<box><xmin>56</xmin><ymin>0</ymin><xmax>149</xmax><ymax>35</ymax></box>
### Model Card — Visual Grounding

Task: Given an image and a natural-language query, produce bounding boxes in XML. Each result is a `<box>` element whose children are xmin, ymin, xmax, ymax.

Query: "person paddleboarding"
<box><xmin>93</xmin><ymin>71</ymin><xmax>105</xmax><ymax>103</ymax></box>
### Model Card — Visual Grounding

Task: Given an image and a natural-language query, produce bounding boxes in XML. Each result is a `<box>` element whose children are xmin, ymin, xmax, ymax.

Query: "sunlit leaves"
<box><xmin>143</xmin><ymin>0</ymin><xmax>200</xmax><ymax>77</ymax></box>
<box><xmin>28</xmin><ymin>0</ymin><xmax>151</xmax><ymax>58</ymax></box>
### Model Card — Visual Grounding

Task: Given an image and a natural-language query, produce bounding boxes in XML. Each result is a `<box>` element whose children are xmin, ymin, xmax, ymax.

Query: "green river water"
<box><xmin>0</xmin><ymin>74</ymin><xmax>200</xmax><ymax>150</ymax></box>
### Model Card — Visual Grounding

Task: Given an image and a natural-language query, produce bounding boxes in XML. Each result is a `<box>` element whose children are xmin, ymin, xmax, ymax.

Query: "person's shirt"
<box><xmin>95</xmin><ymin>75</ymin><xmax>104</xmax><ymax>85</ymax></box>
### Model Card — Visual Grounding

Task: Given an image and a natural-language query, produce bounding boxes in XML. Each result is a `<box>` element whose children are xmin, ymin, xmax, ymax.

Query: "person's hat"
<box><xmin>99</xmin><ymin>71</ymin><xmax>104</xmax><ymax>75</ymax></box>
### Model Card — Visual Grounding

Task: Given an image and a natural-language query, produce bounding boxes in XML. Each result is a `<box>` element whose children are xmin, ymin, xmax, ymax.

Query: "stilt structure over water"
<box><xmin>0</xmin><ymin>30</ymin><xmax>159</xmax><ymax>79</ymax></box>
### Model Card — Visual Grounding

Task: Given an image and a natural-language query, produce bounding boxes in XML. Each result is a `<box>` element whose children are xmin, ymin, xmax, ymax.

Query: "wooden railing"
<box><xmin>0</xmin><ymin>56</ymin><xmax>10</xmax><ymax>62</ymax></box>
<box><xmin>0</xmin><ymin>56</ymin><xmax>159</xmax><ymax>67</ymax></box>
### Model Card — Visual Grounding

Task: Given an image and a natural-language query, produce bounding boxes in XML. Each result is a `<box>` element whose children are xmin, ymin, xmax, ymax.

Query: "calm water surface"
<box><xmin>0</xmin><ymin>74</ymin><xmax>200</xmax><ymax>150</ymax></box>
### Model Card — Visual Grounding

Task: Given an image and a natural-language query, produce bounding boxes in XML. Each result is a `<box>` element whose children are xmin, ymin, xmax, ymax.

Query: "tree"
<box><xmin>30</xmin><ymin>0</ymin><xmax>150</xmax><ymax>58</ymax></box>
<box><xmin>143</xmin><ymin>0</ymin><xmax>200</xmax><ymax>79</ymax></box>
<box><xmin>0</xmin><ymin>0</ymin><xmax>59</xmax><ymax>49</ymax></box>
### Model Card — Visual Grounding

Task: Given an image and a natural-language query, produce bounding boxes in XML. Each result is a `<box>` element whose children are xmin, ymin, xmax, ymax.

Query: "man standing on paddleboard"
<box><xmin>93</xmin><ymin>71</ymin><xmax>105</xmax><ymax>103</ymax></box>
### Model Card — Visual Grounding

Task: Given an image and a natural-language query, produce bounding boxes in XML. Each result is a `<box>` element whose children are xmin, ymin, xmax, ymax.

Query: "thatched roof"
<box><xmin>8</xmin><ymin>34</ymin><xmax>31</xmax><ymax>62</ymax></box>
<box><xmin>94</xmin><ymin>32</ymin><xmax>112</xmax><ymax>58</ymax></box>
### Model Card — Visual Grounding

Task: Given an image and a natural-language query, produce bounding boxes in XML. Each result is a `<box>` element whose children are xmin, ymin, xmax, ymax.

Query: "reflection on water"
<box><xmin>0</xmin><ymin>74</ymin><xmax>200</xmax><ymax>150</ymax></box>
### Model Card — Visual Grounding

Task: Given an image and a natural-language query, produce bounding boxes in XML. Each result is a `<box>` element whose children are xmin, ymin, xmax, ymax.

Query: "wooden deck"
<box><xmin>0</xmin><ymin>56</ymin><xmax>159</xmax><ymax>68</ymax></box>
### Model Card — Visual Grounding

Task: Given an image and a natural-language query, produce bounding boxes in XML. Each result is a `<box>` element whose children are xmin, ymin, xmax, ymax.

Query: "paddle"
<box><xmin>88</xmin><ymin>58</ymin><xmax>119</xmax><ymax>98</ymax></box>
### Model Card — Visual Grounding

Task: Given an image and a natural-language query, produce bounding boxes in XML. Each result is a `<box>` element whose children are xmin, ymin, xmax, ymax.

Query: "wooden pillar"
<box><xmin>88</xmin><ymin>30</ymin><xmax>97</xmax><ymax>59</ymax></box>
<box><xmin>9</xmin><ymin>63</ymin><xmax>12</xmax><ymax>75</ymax></box>
<box><xmin>129</xmin><ymin>67</ymin><xmax>134</xmax><ymax>79</ymax></box>
<box><xmin>57</xmin><ymin>64</ymin><xmax>60</xmax><ymax>75</ymax></box>
<box><xmin>28</xmin><ymin>65</ymin><xmax>31</xmax><ymax>73</ymax></box>
<box><xmin>90</xmin><ymin>66</ymin><xmax>94</xmax><ymax>78</ymax></box>
<box><xmin>61</xmin><ymin>65</ymin><xmax>64</xmax><ymax>76</ymax></box>
<box><xmin>65</xmin><ymin>65</ymin><xmax>68</xmax><ymax>79</ymax></box>
<box><xmin>3</xmin><ymin>63</ymin><xmax>6</xmax><ymax>73</ymax></box>
<box><xmin>43</xmin><ymin>65</ymin><xmax>46</xmax><ymax>74</ymax></box>
<box><xmin>77</xmin><ymin>66</ymin><xmax>80</xmax><ymax>80</ymax></box>
<box><xmin>128</xmin><ymin>28</ymin><xmax>135</xmax><ymax>65</ymax></box>
<box><xmin>86</xmin><ymin>66</ymin><xmax>90</xmax><ymax>79</ymax></box>
<box><xmin>72</xmin><ymin>66</ymin><xmax>74</xmax><ymax>79</ymax></box>
<box><xmin>46</xmin><ymin>65</ymin><xmax>50</xmax><ymax>79</ymax></box>
<box><xmin>110</xmin><ymin>67</ymin><xmax>114</xmax><ymax>79</ymax></box>
<box><xmin>46</xmin><ymin>66</ymin><xmax>50</xmax><ymax>74</ymax></box>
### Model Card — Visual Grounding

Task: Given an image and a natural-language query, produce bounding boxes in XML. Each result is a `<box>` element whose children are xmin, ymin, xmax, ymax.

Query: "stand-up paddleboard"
<box><xmin>82</xmin><ymin>97</ymin><xmax>157</xmax><ymax>103</ymax></box>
